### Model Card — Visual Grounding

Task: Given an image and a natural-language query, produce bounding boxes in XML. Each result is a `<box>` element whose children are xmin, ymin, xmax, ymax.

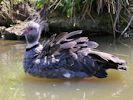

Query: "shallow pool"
<box><xmin>0</xmin><ymin>36</ymin><xmax>132</xmax><ymax>100</ymax></box>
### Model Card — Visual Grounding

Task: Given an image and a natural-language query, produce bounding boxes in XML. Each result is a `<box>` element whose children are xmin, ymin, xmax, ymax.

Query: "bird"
<box><xmin>22</xmin><ymin>21</ymin><xmax>127</xmax><ymax>79</ymax></box>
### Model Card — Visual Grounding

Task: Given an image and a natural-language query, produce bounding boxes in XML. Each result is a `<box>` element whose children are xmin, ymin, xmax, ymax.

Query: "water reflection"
<box><xmin>0</xmin><ymin>36</ymin><xmax>133</xmax><ymax>100</ymax></box>
<box><xmin>21</xmin><ymin>75</ymin><xmax>126</xmax><ymax>100</ymax></box>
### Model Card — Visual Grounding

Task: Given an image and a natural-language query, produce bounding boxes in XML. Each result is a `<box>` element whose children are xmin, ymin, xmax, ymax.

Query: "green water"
<box><xmin>0</xmin><ymin>36</ymin><xmax>132</xmax><ymax>100</ymax></box>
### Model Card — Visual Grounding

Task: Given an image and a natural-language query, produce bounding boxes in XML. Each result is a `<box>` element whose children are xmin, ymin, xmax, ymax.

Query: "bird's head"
<box><xmin>22</xmin><ymin>20</ymin><xmax>48</xmax><ymax>48</ymax></box>
<box><xmin>23</xmin><ymin>21</ymin><xmax>40</xmax><ymax>43</ymax></box>
<box><xmin>22</xmin><ymin>21</ymin><xmax>43</xmax><ymax>49</ymax></box>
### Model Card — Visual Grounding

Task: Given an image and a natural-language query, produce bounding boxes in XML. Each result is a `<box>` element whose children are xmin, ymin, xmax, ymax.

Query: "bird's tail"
<box><xmin>78</xmin><ymin>48</ymin><xmax>127</xmax><ymax>78</ymax></box>
<box><xmin>89</xmin><ymin>50</ymin><xmax>127</xmax><ymax>71</ymax></box>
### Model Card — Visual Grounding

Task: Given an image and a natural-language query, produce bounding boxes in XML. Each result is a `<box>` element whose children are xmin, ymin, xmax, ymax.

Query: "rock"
<box><xmin>1</xmin><ymin>21</ymin><xmax>26</xmax><ymax>40</ymax></box>
<box><xmin>0</xmin><ymin>26</ymin><xmax>6</xmax><ymax>38</ymax></box>
<box><xmin>0</xmin><ymin>12</ymin><xmax>14</xmax><ymax>27</ymax></box>
<box><xmin>12</xmin><ymin>2</ymin><xmax>33</xmax><ymax>21</ymax></box>
<box><xmin>48</xmin><ymin>13</ymin><xmax>113</xmax><ymax>35</ymax></box>
<box><xmin>0</xmin><ymin>1</ymin><xmax>33</xmax><ymax>27</ymax></box>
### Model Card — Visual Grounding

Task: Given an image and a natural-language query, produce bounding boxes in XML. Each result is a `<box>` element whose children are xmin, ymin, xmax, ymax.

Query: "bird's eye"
<box><xmin>27</xmin><ymin>27</ymin><xmax>33</xmax><ymax>32</ymax></box>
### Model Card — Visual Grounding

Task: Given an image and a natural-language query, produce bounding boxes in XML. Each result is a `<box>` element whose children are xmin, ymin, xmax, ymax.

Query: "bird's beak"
<box><xmin>20</xmin><ymin>29</ymin><xmax>27</xmax><ymax>36</ymax></box>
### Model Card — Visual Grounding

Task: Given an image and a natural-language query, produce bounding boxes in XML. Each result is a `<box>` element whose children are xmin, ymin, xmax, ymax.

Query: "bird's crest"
<box><xmin>25</xmin><ymin>21</ymin><xmax>40</xmax><ymax>30</ymax></box>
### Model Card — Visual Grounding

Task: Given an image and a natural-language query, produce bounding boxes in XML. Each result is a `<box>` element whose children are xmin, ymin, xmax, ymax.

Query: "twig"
<box><xmin>109</xmin><ymin>13</ymin><xmax>114</xmax><ymax>32</ymax></box>
<box><xmin>97</xmin><ymin>0</ymin><xmax>103</xmax><ymax>14</ymax></box>
<box><xmin>54</xmin><ymin>0</ymin><xmax>62</xmax><ymax>10</ymax></box>
<box><xmin>118</xmin><ymin>15</ymin><xmax>133</xmax><ymax>39</ymax></box>
<box><xmin>120</xmin><ymin>14</ymin><xmax>128</xmax><ymax>23</ymax></box>
<box><xmin>81</xmin><ymin>3</ymin><xmax>86</xmax><ymax>17</ymax></box>
<box><xmin>111</xmin><ymin>0</ymin><xmax>116</xmax><ymax>14</ymax></box>
<box><xmin>81</xmin><ymin>5</ymin><xmax>88</xmax><ymax>20</ymax></box>
<box><xmin>113</xmin><ymin>1</ymin><xmax>122</xmax><ymax>38</ymax></box>
<box><xmin>48</xmin><ymin>0</ymin><xmax>58</xmax><ymax>10</ymax></box>
<box><xmin>89</xmin><ymin>0</ymin><xmax>93</xmax><ymax>13</ymax></box>
<box><xmin>87</xmin><ymin>11</ymin><xmax>95</xmax><ymax>23</ymax></box>
<box><xmin>126</xmin><ymin>0</ymin><xmax>129</xmax><ymax>5</ymax></box>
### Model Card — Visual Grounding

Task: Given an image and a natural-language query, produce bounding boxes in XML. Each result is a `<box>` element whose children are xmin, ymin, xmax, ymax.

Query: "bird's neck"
<box><xmin>26</xmin><ymin>41</ymin><xmax>39</xmax><ymax>49</ymax></box>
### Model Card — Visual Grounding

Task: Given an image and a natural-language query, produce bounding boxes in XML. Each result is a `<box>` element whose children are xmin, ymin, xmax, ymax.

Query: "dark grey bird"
<box><xmin>22</xmin><ymin>21</ymin><xmax>127</xmax><ymax>78</ymax></box>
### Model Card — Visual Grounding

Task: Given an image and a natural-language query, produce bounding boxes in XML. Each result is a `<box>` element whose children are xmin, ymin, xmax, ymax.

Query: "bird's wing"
<box><xmin>37</xmin><ymin>30</ymin><xmax>99</xmax><ymax>58</ymax></box>
<box><xmin>77</xmin><ymin>48</ymin><xmax>126</xmax><ymax>70</ymax></box>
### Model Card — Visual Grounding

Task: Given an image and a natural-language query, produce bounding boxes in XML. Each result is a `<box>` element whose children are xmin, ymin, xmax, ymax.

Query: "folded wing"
<box><xmin>38</xmin><ymin>30</ymin><xmax>99</xmax><ymax>58</ymax></box>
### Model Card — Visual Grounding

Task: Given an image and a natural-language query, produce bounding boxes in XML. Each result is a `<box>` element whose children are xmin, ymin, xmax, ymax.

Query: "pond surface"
<box><xmin>0</xmin><ymin>36</ymin><xmax>133</xmax><ymax>100</ymax></box>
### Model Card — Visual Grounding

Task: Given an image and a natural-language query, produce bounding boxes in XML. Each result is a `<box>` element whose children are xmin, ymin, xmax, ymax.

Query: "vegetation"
<box><xmin>0</xmin><ymin>0</ymin><xmax>133</xmax><ymax>21</ymax></box>
<box><xmin>35</xmin><ymin>0</ymin><xmax>133</xmax><ymax>37</ymax></box>
<box><xmin>36</xmin><ymin>0</ymin><xmax>131</xmax><ymax>17</ymax></box>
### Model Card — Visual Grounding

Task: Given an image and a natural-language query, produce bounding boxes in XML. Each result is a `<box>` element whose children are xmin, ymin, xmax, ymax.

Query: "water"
<box><xmin>0</xmin><ymin>36</ymin><xmax>132</xmax><ymax>100</ymax></box>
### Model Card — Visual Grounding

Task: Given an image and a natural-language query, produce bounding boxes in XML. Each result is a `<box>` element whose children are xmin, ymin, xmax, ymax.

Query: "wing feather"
<box><xmin>38</xmin><ymin>30</ymin><xmax>99</xmax><ymax>58</ymax></box>
<box><xmin>38</xmin><ymin>30</ymin><xmax>83</xmax><ymax>57</ymax></box>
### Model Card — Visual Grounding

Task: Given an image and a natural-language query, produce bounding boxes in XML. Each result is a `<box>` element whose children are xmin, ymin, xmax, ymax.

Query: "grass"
<box><xmin>36</xmin><ymin>0</ymin><xmax>131</xmax><ymax>17</ymax></box>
